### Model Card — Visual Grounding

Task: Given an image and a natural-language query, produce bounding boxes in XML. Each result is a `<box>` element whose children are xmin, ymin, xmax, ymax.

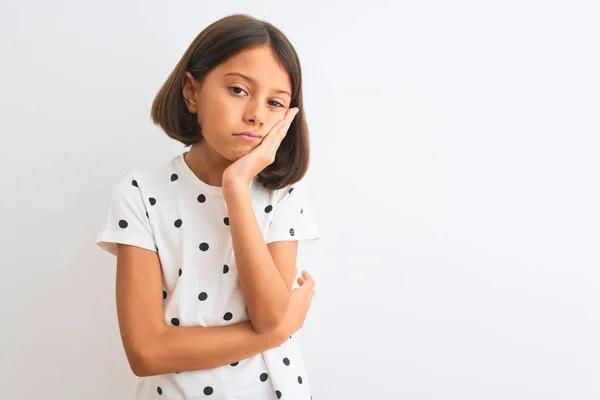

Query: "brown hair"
<box><xmin>151</xmin><ymin>14</ymin><xmax>311</xmax><ymax>190</ymax></box>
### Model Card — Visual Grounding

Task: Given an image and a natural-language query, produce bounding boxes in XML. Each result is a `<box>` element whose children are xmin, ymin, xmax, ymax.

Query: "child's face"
<box><xmin>183</xmin><ymin>45</ymin><xmax>293</xmax><ymax>162</ymax></box>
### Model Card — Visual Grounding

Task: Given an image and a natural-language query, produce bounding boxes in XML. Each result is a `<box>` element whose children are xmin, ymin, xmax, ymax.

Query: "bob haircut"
<box><xmin>151</xmin><ymin>14</ymin><xmax>311</xmax><ymax>191</ymax></box>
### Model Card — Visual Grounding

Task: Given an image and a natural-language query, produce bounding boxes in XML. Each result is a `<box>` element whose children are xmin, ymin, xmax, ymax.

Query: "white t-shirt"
<box><xmin>96</xmin><ymin>151</ymin><xmax>320</xmax><ymax>400</ymax></box>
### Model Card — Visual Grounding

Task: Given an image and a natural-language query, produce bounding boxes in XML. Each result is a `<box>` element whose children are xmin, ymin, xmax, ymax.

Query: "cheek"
<box><xmin>211</xmin><ymin>97</ymin><xmax>242</xmax><ymax>126</ymax></box>
<box><xmin>199</xmin><ymin>98</ymin><xmax>229</xmax><ymax>131</ymax></box>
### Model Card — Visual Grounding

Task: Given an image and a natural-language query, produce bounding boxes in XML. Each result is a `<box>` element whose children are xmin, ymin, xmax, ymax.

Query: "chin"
<box><xmin>226</xmin><ymin>147</ymin><xmax>253</xmax><ymax>162</ymax></box>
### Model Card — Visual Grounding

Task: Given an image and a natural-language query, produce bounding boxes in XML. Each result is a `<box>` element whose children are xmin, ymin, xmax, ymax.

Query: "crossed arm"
<box><xmin>224</xmin><ymin>184</ymin><xmax>298</xmax><ymax>333</ymax></box>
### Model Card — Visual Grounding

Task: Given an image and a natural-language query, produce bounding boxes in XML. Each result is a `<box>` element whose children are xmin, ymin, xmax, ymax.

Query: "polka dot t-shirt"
<box><xmin>96</xmin><ymin>151</ymin><xmax>320</xmax><ymax>400</ymax></box>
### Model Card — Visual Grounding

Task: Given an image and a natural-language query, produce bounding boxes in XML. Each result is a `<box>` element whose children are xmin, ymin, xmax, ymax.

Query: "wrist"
<box><xmin>222</xmin><ymin>181</ymin><xmax>250</xmax><ymax>199</ymax></box>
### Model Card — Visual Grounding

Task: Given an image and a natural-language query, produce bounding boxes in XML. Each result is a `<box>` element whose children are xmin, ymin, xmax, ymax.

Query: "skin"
<box><xmin>181</xmin><ymin>44</ymin><xmax>294</xmax><ymax>187</ymax></box>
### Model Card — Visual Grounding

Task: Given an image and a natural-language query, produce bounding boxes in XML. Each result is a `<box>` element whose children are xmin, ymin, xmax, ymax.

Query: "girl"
<box><xmin>96</xmin><ymin>14</ymin><xmax>320</xmax><ymax>400</ymax></box>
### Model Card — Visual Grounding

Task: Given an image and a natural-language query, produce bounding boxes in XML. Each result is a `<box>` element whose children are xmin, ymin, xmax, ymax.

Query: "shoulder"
<box><xmin>252</xmin><ymin>179</ymin><xmax>298</xmax><ymax>201</ymax></box>
<box><xmin>110</xmin><ymin>154</ymin><xmax>181</xmax><ymax>196</ymax></box>
<box><xmin>252</xmin><ymin>179</ymin><xmax>313</xmax><ymax>213</ymax></box>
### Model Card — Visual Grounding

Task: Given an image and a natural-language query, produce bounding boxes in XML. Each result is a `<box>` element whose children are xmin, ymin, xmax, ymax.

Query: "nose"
<box><xmin>243</xmin><ymin>101</ymin><xmax>266</xmax><ymax>127</ymax></box>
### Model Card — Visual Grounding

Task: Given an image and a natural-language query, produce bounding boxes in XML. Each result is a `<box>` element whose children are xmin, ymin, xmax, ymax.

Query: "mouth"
<box><xmin>233</xmin><ymin>132</ymin><xmax>263</xmax><ymax>140</ymax></box>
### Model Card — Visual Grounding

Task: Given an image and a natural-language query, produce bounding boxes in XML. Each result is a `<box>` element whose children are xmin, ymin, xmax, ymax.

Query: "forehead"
<box><xmin>215</xmin><ymin>45</ymin><xmax>291</xmax><ymax>91</ymax></box>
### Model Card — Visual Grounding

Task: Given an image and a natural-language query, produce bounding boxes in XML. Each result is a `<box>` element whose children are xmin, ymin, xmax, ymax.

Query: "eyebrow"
<box><xmin>223</xmin><ymin>72</ymin><xmax>291</xmax><ymax>98</ymax></box>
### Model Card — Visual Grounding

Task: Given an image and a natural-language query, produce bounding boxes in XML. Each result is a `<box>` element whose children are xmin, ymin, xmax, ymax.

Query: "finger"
<box><xmin>301</xmin><ymin>270</ymin><xmax>313</xmax><ymax>281</ymax></box>
<box><xmin>287</xmin><ymin>107</ymin><xmax>299</xmax><ymax>122</ymax></box>
<box><xmin>283</xmin><ymin>107</ymin><xmax>299</xmax><ymax>121</ymax></box>
<box><xmin>301</xmin><ymin>276</ymin><xmax>315</xmax><ymax>290</ymax></box>
<box><xmin>282</xmin><ymin>108</ymin><xmax>299</xmax><ymax>132</ymax></box>
<box><xmin>268</xmin><ymin>108</ymin><xmax>298</xmax><ymax>138</ymax></box>
<box><xmin>264</xmin><ymin>119</ymin><xmax>288</xmax><ymax>149</ymax></box>
<box><xmin>264</xmin><ymin>108</ymin><xmax>299</xmax><ymax>155</ymax></box>
<box><xmin>274</xmin><ymin>108</ymin><xmax>299</xmax><ymax>139</ymax></box>
<box><xmin>264</xmin><ymin>118</ymin><xmax>286</xmax><ymax>140</ymax></box>
<box><xmin>268</xmin><ymin>108</ymin><xmax>297</xmax><ymax>139</ymax></box>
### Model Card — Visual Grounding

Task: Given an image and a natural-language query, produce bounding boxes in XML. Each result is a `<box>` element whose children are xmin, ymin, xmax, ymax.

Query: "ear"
<box><xmin>182</xmin><ymin>71</ymin><xmax>199</xmax><ymax>113</ymax></box>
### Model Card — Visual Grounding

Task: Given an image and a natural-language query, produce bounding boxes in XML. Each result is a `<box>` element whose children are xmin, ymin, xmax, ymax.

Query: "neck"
<box><xmin>184</xmin><ymin>143</ymin><xmax>232</xmax><ymax>187</ymax></box>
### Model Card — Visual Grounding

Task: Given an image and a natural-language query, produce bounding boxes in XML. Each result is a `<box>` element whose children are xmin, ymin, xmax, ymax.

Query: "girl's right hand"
<box><xmin>276</xmin><ymin>270</ymin><xmax>316</xmax><ymax>339</ymax></box>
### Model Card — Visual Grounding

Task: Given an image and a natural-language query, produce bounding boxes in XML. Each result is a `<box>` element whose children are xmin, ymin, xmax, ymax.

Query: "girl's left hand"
<box><xmin>222</xmin><ymin>107</ymin><xmax>299</xmax><ymax>190</ymax></box>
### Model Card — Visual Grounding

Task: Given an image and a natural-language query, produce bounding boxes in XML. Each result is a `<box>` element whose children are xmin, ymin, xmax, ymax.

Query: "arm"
<box><xmin>145</xmin><ymin>321</ymin><xmax>285</xmax><ymax>376</ymax></box>
<box><xmin>115</xmin><ymin>244</ymin><xmax>288</xmax><ymax>377</ymax></box>
<box><xmin>223</xmin><ymin>184</ymin><xmax>297</xmax><ymax>333</ymax></box>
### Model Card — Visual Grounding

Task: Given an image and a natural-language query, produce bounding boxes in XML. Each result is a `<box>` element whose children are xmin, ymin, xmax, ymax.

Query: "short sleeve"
<box><xmin>265</xmin><ymin>181</ymin><xmax>321</xmax><ymax>244</ymax></box>
<box><xmin>95</xmin><ymin>174</ymin><xmax>156</xmax><ymax>256</ymax></box>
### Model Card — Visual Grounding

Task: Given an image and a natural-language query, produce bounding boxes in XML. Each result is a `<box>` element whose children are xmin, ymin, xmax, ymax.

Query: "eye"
<box><xmin>268</xmin><ymin>100</ymin><xmax>284</xmax><ymax>108</ymax></box>
<box><xmin>228</xmin><ymin>86</ymin><xmax>247</xmax><ymax>96</ymax></box>
<box><xmin>229</xmin><ymin>86</ymin><xmax>285</xmax><ymax>108</ymax></box>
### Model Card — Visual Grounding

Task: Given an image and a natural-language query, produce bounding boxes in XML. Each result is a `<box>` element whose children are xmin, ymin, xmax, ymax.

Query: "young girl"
<box><xmin>96</xmin><ymin>14</ymin><xmax>320</xmax><ymax>400</ymax></box>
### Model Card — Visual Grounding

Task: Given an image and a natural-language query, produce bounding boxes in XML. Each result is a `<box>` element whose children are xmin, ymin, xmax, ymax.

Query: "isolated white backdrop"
<box><xmin>1</xmin><ymin>0</ymin><xmax>599</xmax><ymax>399</ymax></box>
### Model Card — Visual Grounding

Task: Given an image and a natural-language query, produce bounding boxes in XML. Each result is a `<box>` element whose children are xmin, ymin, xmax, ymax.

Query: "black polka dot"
<box><xmin>175</xmin><ymin>371</ymin><xmax>180</xmax><ymax>374</ymax></box>
<box><xmin>171</xmin><ymin>318</ymin><xmax>180</xmax><ymax>326</ymax></box>
<box><xmin>156</xmin><ymin>386</ymin><xmax>162</xmax><ymax>395</ymax></box>
<box><xmin>198</xmin><ymin>292</ymin><xmax>208</xmax><ymax>301</ymax></box>
<box><xmin>197</xmin><ymin>194</ymin><xmax>206</xmax><ymax>203</ymax></box>
<box><xmin>276</xmin><ymin>390</ymin><xmax>282</xmax><ymax>399</ymax></box>
<box><xmin>265</xmin><ymin>205</ymin><xmax>273</xmax><ymax>213</ymax></box>
<box><xmin>118</xmin><ymin>220</ymin><xmax>128</xmax><ymax>229</ymax></box>
<box><xmin>289</xmin><ymin>228</ymin><xmax>295</xmax><ymax>237</ymax></box>
<box><xmin>289</xmin><ymin>188</ymin><xmax>294</xmax><ymax>194</ymax></box>
<box><xmin>199</xmin><ymin>242</ymin><xmax>209</xmax><ymax>251</ymax></box>
<box><xmin>132</xmin><ymin>180</ymin><xmax>138</xmax><ymax>187</ymax></box>
<box><xmin>163</xmin><ymin>290</ymin><xmax>167</xmax><ymax>299</ymax></box>
<box><xmin>203</xmin><ymin>386</ymin><xmax>213</xmax><ymax>395</ymax></box>
<box><xmin>297</xmin><ymin>376</ymin><xmax>303</xmax><ymax>384</ymax></box>
<box><xmin>223</xmin><ymin>264</ymin><xmax>229</xmax><ymax>274</ymax></box>
<box><xmin>283</xmin><ymin>357</ymin><xmax>290</xmax><ymax>366</ymax></box>
<box><xmin>260</xmin><ymin>372</ymin><xmax>269</xmax><ymax>382</ymax></box>
<box><xmin>223</xmin><ymin>312</ymin><xmax>233</xmax><ymax>321</ymax></box>
<box><xmin>301</xmin><ymin>209</ymin><xmax>303</xmax><ymax>214</ymax></box>
<box><xmin>178</xmin><ymin>268</ymin><xmax>182</xmax><ymax>276</ymax></box>
<box><xmin>230</xmin><ymin>361</ymin><xmax>239</xmax><ymax>366</ymax></box>
<box><xmin>223</xmin><ymin>217</ymin><xmax>229</xmax><ymax>226</ymax></box>
<box><xmin>149</xmin><ymin>197</ymin><xmax>156</xmax><ymax>206</ymax></box>
<box><xmin>174</xmin><ymin>219</ymin><xmax>182</xmax><ymax>228</ymax></box>
<box><xmin>146</xmin><ymin>211</ymin><xmax>149</xmax><ymax>218</ymax></box>
<box><xmin>171</xmin><ymin>173</ymin><xmax>178</xmax><ymax>182</ymax></box>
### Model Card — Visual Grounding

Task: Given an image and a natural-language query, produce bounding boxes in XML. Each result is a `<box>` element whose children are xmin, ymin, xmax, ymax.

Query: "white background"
<box><xmin>1</xmin><ymin>0</ymin><xmax>599</xmax><ymax>399</ymax></box>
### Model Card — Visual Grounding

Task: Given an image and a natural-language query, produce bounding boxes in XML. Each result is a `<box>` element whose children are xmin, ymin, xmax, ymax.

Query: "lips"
<box><xmin>233</xmin><ymin>132</ymin><xmax>263</xmax><ymax>138</ymax></box>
